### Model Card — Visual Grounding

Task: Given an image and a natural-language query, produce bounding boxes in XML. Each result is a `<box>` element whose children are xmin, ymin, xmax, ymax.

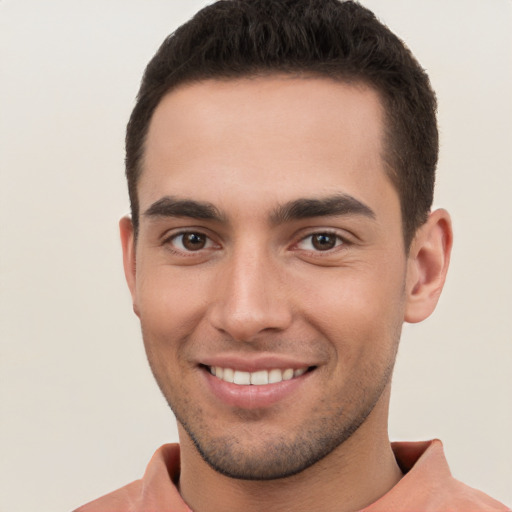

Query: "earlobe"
<box><xmin>404</xmin><ymin>209</ymin><xmax>453</xmax><ymax>323</ymax></box>
<box><xmin>119</xmin><ymin>216</ymin><xmax>139</xmax><ymax>316</ymax></box>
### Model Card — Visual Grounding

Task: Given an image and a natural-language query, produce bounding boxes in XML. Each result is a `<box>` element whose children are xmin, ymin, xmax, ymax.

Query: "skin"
<box><xmin>121</xmin><ymin>77</ymin><xmax>452</xmax><ymax>512</ymax></box>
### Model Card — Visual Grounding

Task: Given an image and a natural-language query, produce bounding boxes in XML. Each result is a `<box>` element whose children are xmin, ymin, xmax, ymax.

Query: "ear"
<box><xmin>404</xmin><ymin>209</ymin><xmax>453</xmax><ymax>323</ymax></box>
<box><xmin>119</xmin><ymin>215</ymin><xmax>140</xmax><ymax>317</ymax></box>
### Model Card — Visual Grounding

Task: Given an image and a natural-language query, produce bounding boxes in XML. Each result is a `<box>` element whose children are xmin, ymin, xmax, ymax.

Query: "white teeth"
<box><xmin>293</xmin><ymin>368</ymin><xmax>306</xmax><ymax>377</ymax></box>
<box><xmin>209</xmin><ymin>366</ymin><xmax>309</xmax><ymax>385</ymax></box>
<box><xmin>233</xmin><ymin>370</ymin><xmax>251</xmax><ymax>385</ymax></box>
<box><xmin>250</xmin><ymin>370</ymin><xmax>269</xmax><ymax>385</ymax></box>
<box><xmin>282</xmin><ymin>368</ymin><xmax>294</xmax><ymax>381</ymax></box>
<box><xmin>223</xmin><ymin>368</ymin><xmax>234</xmax><ymax>383</ymax></box>
<box><xmin>268</xmin><ymin>368</ymin><xmax>283</xmax><ymax>384</ymax></box>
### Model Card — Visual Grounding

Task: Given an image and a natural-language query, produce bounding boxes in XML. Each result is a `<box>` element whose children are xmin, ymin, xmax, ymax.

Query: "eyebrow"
<box><xmin>142</xmin><ymin>193</ymin><xmax>375</xmax><ymax>225</ymax></box>
<box><xmin>143</xmin><ymin>196</ymin><xmax>225</xmax><ymax>222</ymax></box>
<box><xmin>270</xmin><ymin>194</ymin><xmax>376</xmax><ymax>224</ymax></box>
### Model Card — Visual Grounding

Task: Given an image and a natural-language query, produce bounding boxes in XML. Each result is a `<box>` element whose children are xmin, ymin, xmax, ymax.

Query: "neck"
<box><xmin>178</xmin><ymin>395</ymin><xmax>402</xmax><ymax>512</ymax></box>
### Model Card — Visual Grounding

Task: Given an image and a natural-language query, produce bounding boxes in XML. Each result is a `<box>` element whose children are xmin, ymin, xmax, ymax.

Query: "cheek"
<box><xmin>135</xmin><ymin>266</ymin><xmax>210</xmax><ymax>341</ymax></box>
<box><xmin>298</xmin><ymin>263</ymin><xmax>406</xmax><ymax>355</ymax></box>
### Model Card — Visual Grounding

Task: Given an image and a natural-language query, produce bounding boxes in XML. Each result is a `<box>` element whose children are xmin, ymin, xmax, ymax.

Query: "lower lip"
<box><xmin>202</xmin><ymin>368</ymin><xmax>313</xmax><ymax>409</ymax></box>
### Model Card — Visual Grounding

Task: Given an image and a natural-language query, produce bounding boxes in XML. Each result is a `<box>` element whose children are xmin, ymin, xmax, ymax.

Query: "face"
<box><xmin>123</xmin><ymin>77</ymin><xmax>412</xmax><ymax>479</ymax></box>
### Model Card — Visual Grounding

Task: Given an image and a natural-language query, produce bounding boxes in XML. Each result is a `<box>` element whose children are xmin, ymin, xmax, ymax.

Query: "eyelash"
<box><xmin>294</xmin><ymin>231</ymin><xmax>347</xmax><ymax>253</ymax></box>
<box><xmin>163</xmin><ymin>231</ymin><xmax>218</xmax><ymax>254</ymax></box>
<box><xmin>162</xmin><ymin>230</ymin><xmax>348</xmax><ymax>255</ymax></box>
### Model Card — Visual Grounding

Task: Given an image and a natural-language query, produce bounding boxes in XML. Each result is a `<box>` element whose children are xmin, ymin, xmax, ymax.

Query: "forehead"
<box><xmin>141</xmin><ymin>76</ymin><xmax>394</xmax><ymax>218</ymax></box>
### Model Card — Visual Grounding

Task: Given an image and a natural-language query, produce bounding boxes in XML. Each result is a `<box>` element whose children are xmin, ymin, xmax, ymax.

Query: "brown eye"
<box><xmin>296</xmin><ymin>232</ymin><xmax>344</xmax><ymax>252</ymax></box>
<box><xmin>311</xmin><ymin>233</ymin><xmax>338</xmax><ymax>250</ymax></box>
<box><xmin>181</xmin><ymin>233</ymin><xmax>207</xmax><ymax>251</ymax></box>
<box><xmin>170</xmin><ymin>232</ymin><xmax>212</xmax><ymax>252</ymax></box>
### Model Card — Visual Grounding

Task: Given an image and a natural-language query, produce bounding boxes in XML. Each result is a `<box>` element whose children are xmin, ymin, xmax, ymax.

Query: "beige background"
<box><xmin>1</xmin><ymin>1</ymin><xmax>511</xmax><ymax>510</ymax></box>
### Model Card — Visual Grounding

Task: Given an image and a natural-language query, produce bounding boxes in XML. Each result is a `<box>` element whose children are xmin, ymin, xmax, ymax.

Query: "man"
<box><xmin>75</xmin><ymin>1</ymin><xmax>509</xmax><ymax>510</ymax></box>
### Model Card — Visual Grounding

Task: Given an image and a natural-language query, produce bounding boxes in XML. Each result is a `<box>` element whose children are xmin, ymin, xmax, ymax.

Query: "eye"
<box><xmin>296</xmin><ymin>232</ymin><xmax>344</xmax><ymax>251</ymax></box>
<box><xmin>168</xmin><ymin>232</ymin><xmax>214</xmax><ymax>252</ymax></box>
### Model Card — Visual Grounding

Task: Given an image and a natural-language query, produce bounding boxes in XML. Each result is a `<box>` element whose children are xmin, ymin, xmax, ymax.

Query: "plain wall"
<box><xmin>1</xmin><ymin>1</ymin><xmax>511</xmax><ymax>510</ymax></box>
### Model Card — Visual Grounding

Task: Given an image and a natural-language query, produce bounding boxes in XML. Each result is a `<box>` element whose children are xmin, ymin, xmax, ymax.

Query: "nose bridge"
<box><xmin>209</xmin><ymin>238</ymin><xmax>291</xmax><ymax>341</ymax></box>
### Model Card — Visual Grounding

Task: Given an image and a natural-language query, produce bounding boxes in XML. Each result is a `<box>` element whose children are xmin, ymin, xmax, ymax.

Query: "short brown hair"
<box><xmin>126</xmin><ymin>0</ymin><xmax>438</xmax><ymax>248</ymax></box>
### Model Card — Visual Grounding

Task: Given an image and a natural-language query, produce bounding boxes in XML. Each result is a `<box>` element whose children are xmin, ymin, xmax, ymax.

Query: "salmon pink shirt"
<box><xmin>74</xmin><ymin>440</ymin><xmax>510</xmax><ymax>512</ymax></box>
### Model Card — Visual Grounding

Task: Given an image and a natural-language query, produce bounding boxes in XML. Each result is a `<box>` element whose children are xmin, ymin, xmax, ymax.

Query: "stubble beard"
<box><xmin>161</xmin><ymin>357</ymin><xmax>397</xmax><ymax>481</ymax></box>
<box><xmin>144</xmin><ymin>299</ymin><xmax>404</xmax><ymax>481</ymax></box>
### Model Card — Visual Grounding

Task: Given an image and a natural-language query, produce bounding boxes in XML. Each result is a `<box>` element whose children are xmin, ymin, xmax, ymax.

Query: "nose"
<box><xmin>208</xmin><ymin>244</ymin><xmax>293</xmax><ymax>343</ymax></box>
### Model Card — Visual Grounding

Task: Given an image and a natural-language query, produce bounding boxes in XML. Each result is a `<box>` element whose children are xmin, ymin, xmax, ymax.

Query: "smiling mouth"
<box><xmin>204</xmin><ymin>365</ymin><xmax>315</xmax><ymax>386</ymax></box>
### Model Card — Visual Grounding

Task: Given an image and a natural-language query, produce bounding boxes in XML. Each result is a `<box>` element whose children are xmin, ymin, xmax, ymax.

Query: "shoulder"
<box><xmin>364</xmin><ymin>440</ymin><xmax>510</xmax><ymax>512</ymax></box>
<box><xmin>72</xmin><ymin>444</ymin><xmax>188</xmax><ymax>512</ymax></box>
<box><xmin>72</xmin><ymin>479</ymin><xmax>142</xmax><ymax>512</ymax></box>
<box><xmin>436</xmin><ymin>478</ymin><xmax>511</xmax><ymax>512</ymax></box>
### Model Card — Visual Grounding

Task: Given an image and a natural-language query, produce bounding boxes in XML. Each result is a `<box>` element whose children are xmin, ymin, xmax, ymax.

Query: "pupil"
<box><xmin>312</xmin><ymin>234</ymin><xmax>335</xmax><ymax>250</ymax></box>
<box><xmin>183</xmin><ymin>233</ymin><xmax>206</xmax><ymax>250</ymax></box>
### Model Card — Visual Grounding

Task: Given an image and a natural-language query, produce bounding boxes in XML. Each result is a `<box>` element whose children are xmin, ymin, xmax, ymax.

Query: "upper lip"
<box><xmin>199</xmin><ymin>353</ymin><xmax>317</xmax><ymax>373</ymax></box>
